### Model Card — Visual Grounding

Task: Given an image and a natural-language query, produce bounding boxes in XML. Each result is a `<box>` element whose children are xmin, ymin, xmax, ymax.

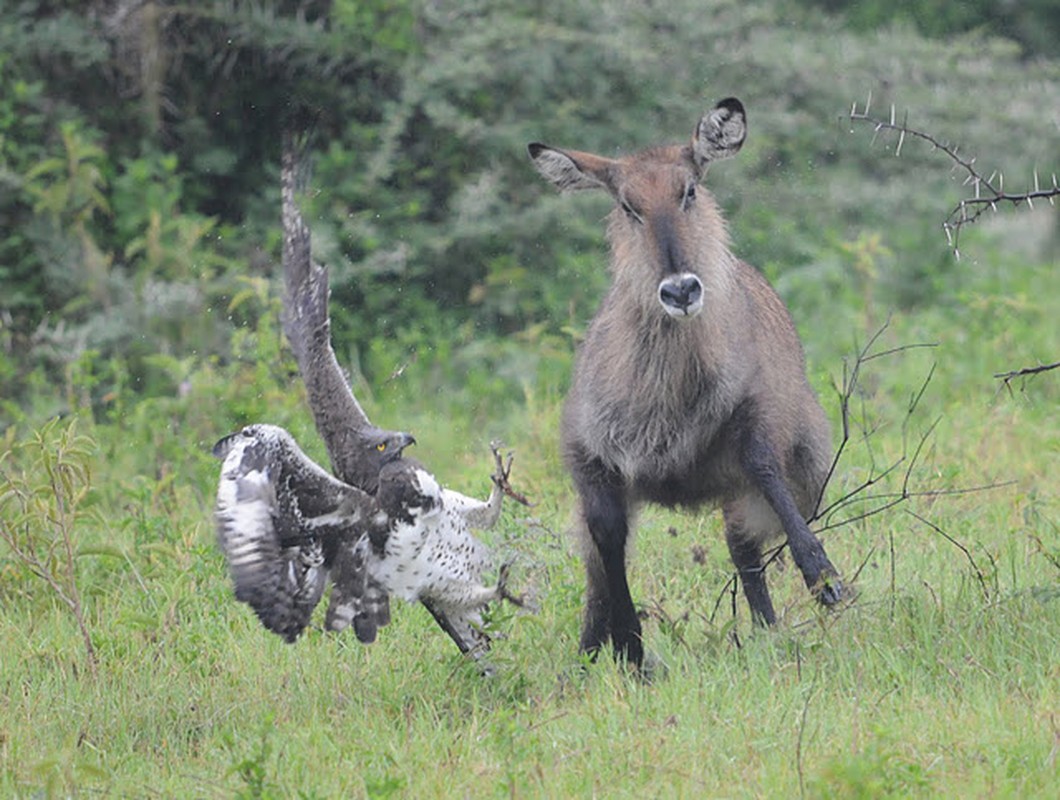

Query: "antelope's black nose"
<box><xmin>659</xmin><ymin>275</ymin><xmax>703</xmax><ymax>314</ymax></box>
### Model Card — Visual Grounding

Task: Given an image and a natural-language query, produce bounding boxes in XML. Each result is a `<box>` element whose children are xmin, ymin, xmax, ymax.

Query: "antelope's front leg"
<box><xmin>573</xmin><ymin>460</ymin><xmax>642</xmax><ymax>667</ymax></box>
<box><xmin>740</xmin><ymin>433</ymin><xmax>842</xmax><ymax>607</ymax></box>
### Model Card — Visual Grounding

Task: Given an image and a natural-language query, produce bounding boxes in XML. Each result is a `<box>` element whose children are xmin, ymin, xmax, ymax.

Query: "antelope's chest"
<box><xmin>580</xmin><ymin>365</ymin><xmax>729</xmax><ymax>480</ymax></box>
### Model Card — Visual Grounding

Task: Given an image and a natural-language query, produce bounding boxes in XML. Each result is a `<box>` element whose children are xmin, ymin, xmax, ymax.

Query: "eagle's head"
<box><xmin>358</xmin><ymin>427</ymin><xmax>417</xmax><ymax>491</ymax></box>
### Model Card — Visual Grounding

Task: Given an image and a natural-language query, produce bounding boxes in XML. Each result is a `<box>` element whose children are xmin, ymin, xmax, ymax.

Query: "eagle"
<box><xmin>327</xmin><ymin>454</ymin><xmax>525</xmax><ymax>659</ymax></box>
<box><xmin>214</xmin><ymin>423</ymin><xmax>524</xmax><ymax>662</ymax></box>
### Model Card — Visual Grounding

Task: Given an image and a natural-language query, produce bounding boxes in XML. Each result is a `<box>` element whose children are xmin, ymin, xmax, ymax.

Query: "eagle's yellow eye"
<box><xmin>376</xmin><ymin>443</ymin><xmax>387</xmax><ymax>452</ymax></box>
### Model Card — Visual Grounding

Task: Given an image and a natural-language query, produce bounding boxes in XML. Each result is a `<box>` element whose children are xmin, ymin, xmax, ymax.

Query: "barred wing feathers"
<box><xmin>214</xmin><ymin>424</ymin><xmax>376</xmax><ymax>642</ymax></box>
<box><xmin>324</xmin><ymin>535</ymin><xmax>391</xmax><ymax>644</ymax></box>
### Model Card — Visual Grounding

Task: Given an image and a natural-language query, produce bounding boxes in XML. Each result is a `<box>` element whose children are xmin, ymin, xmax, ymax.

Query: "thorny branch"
<box><xmin>849</xmin><ymin>97</ymin><xmax>1059</xmax><ymax>385</ymax></box>
<box><xmin>848</xmin><ymin>94</ymin><xmax>1059</xmax><ymax>260</ymax></box>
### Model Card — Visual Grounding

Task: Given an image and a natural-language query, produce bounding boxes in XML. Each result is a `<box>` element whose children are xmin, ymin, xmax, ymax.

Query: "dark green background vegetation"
<box><xmin>2</xmin><ymin>0</ymin><xmax>1056</xmax><ymax>432</ymax></box>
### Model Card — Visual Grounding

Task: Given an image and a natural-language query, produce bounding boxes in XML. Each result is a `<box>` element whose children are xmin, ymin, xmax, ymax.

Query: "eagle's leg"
<box><xmin>496</xmin><ymin>562</ymin><xmax>526</xmax><ymax>608</ymax></box>
<box><xmin>420</xmin><ymin>598</ymin><xmax>495</xmax><ymax>675</ymax></box>
<box><xmin>490</xmin><ymin>442</ymin><xmax>533</xmax><ymax>507</ymax></box>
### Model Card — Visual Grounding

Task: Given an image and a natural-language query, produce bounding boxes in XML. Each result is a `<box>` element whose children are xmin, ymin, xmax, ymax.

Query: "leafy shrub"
<box><xmin>0</xmin><ymin>417</ymin><xmax>100</xmax><ymax>678</ymax></box>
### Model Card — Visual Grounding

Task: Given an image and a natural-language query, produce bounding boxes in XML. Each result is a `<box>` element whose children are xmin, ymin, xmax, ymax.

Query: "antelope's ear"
<box><xmin>527</xmin><ymin>143</ymin><xmax>614</xmax><ymax>193</ymax></box>
<box><xmin>691</xmin><ymin>97</ymin><xmax>746</xmax><ymax>175</ymax></box>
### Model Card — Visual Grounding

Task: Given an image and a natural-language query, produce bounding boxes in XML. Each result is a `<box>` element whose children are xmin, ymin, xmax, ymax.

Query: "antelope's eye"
<box><xmin>682</xmin><ymin>183</ymin><xmax>696</xmax><ymax>209</ymax></box>
<box><xmin>619</xmin><ymin>200</ymin><xmax>642</xmax><ymax>224</ymax></box>
<box><xmin>376</xmin><ymin>443</ymin><xmax>387</xmax><ymax>452</ymax></box>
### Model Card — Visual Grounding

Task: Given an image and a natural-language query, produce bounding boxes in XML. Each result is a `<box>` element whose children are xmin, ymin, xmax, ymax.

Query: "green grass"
<box><xmin>2</xmin><ymin>254</ymin><xmax>1058</xmax><ymax>798</ymax></box>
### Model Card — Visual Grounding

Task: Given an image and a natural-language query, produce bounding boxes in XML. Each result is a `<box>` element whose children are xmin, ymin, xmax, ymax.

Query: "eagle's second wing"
<box><xmin>213</xmin><ymin>424</ymin><xmax>374</xmax><ymax>642</ymax></box>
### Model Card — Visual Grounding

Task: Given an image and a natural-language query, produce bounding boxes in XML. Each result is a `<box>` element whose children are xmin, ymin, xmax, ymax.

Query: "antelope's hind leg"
<box><xmin>723</xmin><ymin>502</ymin><xmax>777</xmax><ymax>626</ymax></box>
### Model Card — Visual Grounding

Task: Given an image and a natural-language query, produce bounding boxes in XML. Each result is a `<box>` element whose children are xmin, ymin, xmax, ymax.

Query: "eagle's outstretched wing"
<box><xmin>280</xmin><ymin>132</ymin><xmax>414</xmax><ymax>493</ymax></box>
<box><xmin>281</xmin><ymin>133</ymin><xmax>419</xmax><ymax>641</ymax></box>
<box><xmin>213</xmin><ymin>424</ymin><xmax>377</xmax><ymax>642</ymax></box>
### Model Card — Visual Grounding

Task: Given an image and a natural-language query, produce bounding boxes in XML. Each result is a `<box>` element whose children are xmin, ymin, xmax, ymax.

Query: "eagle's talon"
<box><xmin>488</xmin><ymin>443</ymin><xmax>533</xmax><ymax>507</ymax></box>
<box><xmin>496</xmin><ymin>561</ymin><xmax>527</xmax><ymax>608</ymax></box>
<box><xmin>489</xmin><ymin>441</ymin><xmax>513</xmax><ymax>487</ymax></box>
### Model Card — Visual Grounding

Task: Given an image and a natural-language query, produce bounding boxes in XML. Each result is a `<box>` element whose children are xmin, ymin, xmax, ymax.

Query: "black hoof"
<box><xmin>612</xmin><ymin>634</ymin><xmax>644</xmax><ymax>670</ymax></box>
<box><xmin>814</xmin><ymin>574</ymin><xmax>843</xmax><ymax>607</ymax></box>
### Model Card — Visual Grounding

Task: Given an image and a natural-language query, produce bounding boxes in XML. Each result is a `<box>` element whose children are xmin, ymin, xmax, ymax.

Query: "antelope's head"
<box><xmin>528</xmin><ymin>98</ymin><xmax>746</xmax><ymax>321</ymax></box>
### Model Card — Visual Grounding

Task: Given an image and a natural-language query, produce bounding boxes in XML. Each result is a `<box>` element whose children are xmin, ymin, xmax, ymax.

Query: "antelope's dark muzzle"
<box><xmin>658</xmin><ymin>273</ymin><xmax>704</xmax><ymax>318</ymax></box>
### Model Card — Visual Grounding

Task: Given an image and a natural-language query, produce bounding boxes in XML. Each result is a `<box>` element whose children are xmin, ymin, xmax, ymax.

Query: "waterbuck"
<box><xmin>528</xmin><ymin>98</ymin><xmax>842</xmax><ymax>667</ymax></box>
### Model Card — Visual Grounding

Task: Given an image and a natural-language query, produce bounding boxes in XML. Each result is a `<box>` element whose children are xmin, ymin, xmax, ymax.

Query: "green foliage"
<box><xmin>809</xmin><ymin>734</ymin><xmax>931</xmax><ymax>799</ymax></box>
<box><xmin>0</xmin><ymin>417</ymin><xmax>100</xmax><ymax>678</ymax></box>
<box><xmin>797</xmin><ymin>0</ymin><xmax>1060</xmax><ymax>57</ymax></box>
<box><xmin>2</xmin><ymin>0</ymin><xmax>1058</xmax><ymax>414</ymax></box>
<box><xmin>0</xmin><ymin>235</ymin><xmax>1055</xmax><ymax>797</ymax></box>
<box><xmin>224</xmin><ymin>716</ymin><xmax>281</xmax><ymax>800</ymax></box>
<box><xmin>0</xmin><ymin>52</ymin><xmax>51</xmax><ymax>324</ymax></box>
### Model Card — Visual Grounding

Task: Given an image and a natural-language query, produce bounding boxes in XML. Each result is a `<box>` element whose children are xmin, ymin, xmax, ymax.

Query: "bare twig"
<box><xmin>795</xmin><ymin>662</ymin><xmax>820</xmax><ymax>800</ymax></box>
<box><xmin>812</xmin><ymin>320</ymin><xmax>939</xmax><ymax>527</ymax></box>
<box><xmin>708</xmin><ymin>572</ymin><xmax>738</xmax><ymax>625</ymax></box>
<box><xmin>889</xmin><ymin>530</ymin><xmax>897</xmax><ymax>622</ymax></box>
<box><xmin>849</xmin><ymin>95</ymin><xmax>1059</xmax><ymax>258</ymax></box>
<box><xmin>1027</xmin><ymin>531</ymin><xmax>1060</xmax><ymax>575</ymax></box>
<box><xmin>716</xmin><ymin>323</ymin><xmax>1009</xmax><ymax>628</ymax></box>
<box><xmin>814</xmin><ymin>318</ymin><xmax>907</xmax><ymax>517</ymax></box>
<box><xmin>814</xmin><ymin>480</ymin><xmax>1015</xmax><ymax>535</ymax></box>
<box><xmin>994</xmin><ymin>361</ymin><xmax>1060</xmax><ymax>388</ymax></box>
<box><xmin>905</xmin><ymin>510</ymin><xmax>993</xmax><ymax>602</ymax></box>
